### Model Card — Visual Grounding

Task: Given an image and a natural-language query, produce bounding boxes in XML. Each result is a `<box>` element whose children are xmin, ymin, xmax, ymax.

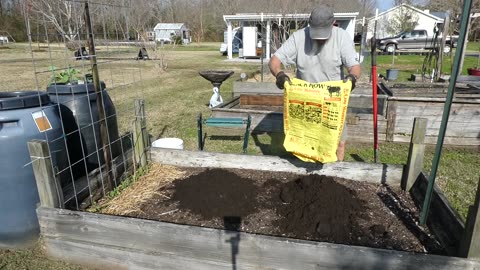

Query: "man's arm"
<box><xmin>269</xmin><ymin>55</ymin><xmax>291</xmax><ymax>89</ymax></box>
<box><xmin>347</xmin><ymin>64</ymin><xmax>361</xmax><ymax>80</ymax></box>
<box><xmin>269</xmin><ymin>55</ymin><xmax>283</xmax><ymax>77</ymax></box>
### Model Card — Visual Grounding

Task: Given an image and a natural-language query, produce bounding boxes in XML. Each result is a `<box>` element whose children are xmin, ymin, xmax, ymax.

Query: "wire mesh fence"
<box><xmin>2</xmin><ymin>0</ymin><xmax>152</xmax><ymax>211</ymax></box>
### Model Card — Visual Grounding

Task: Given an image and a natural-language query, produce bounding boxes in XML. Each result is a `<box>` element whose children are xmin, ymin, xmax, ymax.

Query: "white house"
<box><xmin>222</xmin><ymin>12</ymin><xmax>359</xmax><ymax>60</ymax></box>
<box><xmin>367</xmin><ymin>4</ymin><xmax>444</xmax><ymax>40</ymax></box>
<box><xmin>153</xmin><ymin>23</ymin><xmax>191</xmax><ymax>44</ymax></box>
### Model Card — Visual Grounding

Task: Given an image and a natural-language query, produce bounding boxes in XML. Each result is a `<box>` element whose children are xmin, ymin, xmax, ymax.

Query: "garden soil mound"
<box><xmin>131</xmin><ymin>168</ymin><xmax>443</xmax><ymax>254</ymax></box>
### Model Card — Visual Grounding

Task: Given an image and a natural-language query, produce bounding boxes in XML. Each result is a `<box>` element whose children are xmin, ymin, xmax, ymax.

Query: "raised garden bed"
<box><xmin>100</xmin><ymin>165</ymin><xmax>443</xmax><ymax>253</ymax></box>
<box><xmin>36</xmin><ymin>149</ymin><xmax>477</xmax><ymax>269</ymax></box>
<box><xmin>213</xmin><ymin>81</ymin><xmax>480</xmax><ymax>146</ymax></box>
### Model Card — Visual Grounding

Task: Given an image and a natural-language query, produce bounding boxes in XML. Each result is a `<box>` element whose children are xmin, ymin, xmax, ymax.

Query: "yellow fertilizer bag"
<box><xmin>283</xmin><ymin>78</ymin><xmax>352</xmax><ymax>163</ymax></box>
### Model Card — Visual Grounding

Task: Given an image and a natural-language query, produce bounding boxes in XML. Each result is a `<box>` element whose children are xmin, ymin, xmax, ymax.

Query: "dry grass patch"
<box><xmin>98</xmin><ymin>163</ymin><xmax>185</xmax><ymax>216</ymax></box>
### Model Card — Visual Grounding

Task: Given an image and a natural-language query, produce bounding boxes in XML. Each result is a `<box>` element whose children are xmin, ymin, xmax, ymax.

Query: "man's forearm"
<box><xmin>348</xmin><ymin>64</ymin><xmax>361</xmax><ymax>79</ymax></box>
<box><xmin>269</xmin><ymin>55</ymin><xmax>283</xmax><ymax>77</ymax></box>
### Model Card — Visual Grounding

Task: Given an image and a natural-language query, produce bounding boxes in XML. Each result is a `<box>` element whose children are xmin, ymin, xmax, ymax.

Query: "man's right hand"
<box><xmin>275</xmin><ymin>71</ymin><xmax>291</xmax><ymax>89</ymax></box>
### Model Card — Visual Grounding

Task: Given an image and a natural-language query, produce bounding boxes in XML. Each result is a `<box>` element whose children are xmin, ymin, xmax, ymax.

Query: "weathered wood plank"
<box><xmin>240</xmin><ymin>94</ymin><xmax>283</xmax><ymax>106</ymax></box>
<box><xmin>403</xmin><ymin>118</ymin><xmax>427</xmax><ymax>191</ymax></box>
<box><xmin>393</xmin><ymin>102</ymin><xmax>480</xmax><ymax>139</ymax></box>
<box><xmin>393</xmin><ymin>135</ymin><xmax>480</xmax><ymax>146</ymax></box>
<box><xmin>346</xmin><ymin>134</ymin><xmax>388</xmax><ymax>143</ymax></box>
<box><xmin>395</xmin><ymin>102</ymin><xmax>480</xmax><ymax>117</ymax></box>
<box><xmin>43</xmin><ymin>238</ymin><xmax>227</xmax><ymax>270</ymax></box>
<box><xmin>348</xmin><ymin>121</ymin><xmax>388</xmax><ymax>131</ymax></box>
<box><xmin>27</xmin><ymin>140</ymin><xmax>64</xmax><ymax>208</ymax></box>
<box><xmin>395</xmin><ymin>122</ymin><xmax>480</xmax><ymax>135</ymax></box>
<box><xmin>150</xmin><ymin>148</ymin><xmax>403</xmax><ymax>185</ymax></box>
<box><xmin>410</xmin><ymin>174</ymin><xmax>465</xmax><ymax>256</ymax></box>
<box><xmin>38</xmin><ymin>207</ymin><xmax>480</xmax><ymax>270</ymax></box>
<box><xmin>233</xmin><ymin>81</ymin><xmax>282</xmax><ymax>97</ymax></box>
<box><xmin>388</xmin><ymin>96</ymin><xmax>480</xmax><ymax>104</ymax></box>
<box><xmin>460</xmin><ymin>180</ymin><xmax>480</xmax><ymax>259</ymax></box>
<box><xmin>386</xmin><ymin>101</ymin><xmax>398</xmax><ymax>142</ymax></box>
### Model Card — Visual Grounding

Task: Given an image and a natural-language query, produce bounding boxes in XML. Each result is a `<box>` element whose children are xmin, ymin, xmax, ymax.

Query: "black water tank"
<box><xmin>47</xmin><ymin>83</ymin><xmax>120</xmax><ymax>172</ymax></box>
<box><xmin>0</xmin><ymin>91</ymin><xmax>69</xmax><ymax>247</ymax></box>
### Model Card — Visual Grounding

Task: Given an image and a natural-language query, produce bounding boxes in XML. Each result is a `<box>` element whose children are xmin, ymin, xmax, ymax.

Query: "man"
<box><xmin>269</xmin><ymin>4</ymin><xmax>361</xmax><ymax>161</ymax></box>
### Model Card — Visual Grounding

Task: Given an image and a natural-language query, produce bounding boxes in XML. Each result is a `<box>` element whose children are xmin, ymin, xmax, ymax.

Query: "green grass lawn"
<box><xmin>355</xmin><ymin>41</ymin><xmax>480</xmax><ymax>82</ymax></box>
<box><xmin>0</xmin><ymin>41</ymin><xmax>479</xmax><ymax>269</ymax></box>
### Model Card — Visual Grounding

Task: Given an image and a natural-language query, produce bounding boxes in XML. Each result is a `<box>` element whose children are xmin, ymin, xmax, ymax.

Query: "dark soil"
<box><xmin>135</xmin><ymin>168</ymin><xmax>444</xmax><ymax>254</ymax></box>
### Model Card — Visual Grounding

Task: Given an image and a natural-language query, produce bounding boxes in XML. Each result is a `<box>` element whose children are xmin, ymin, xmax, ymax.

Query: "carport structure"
<box><xmin>222</xmin><ymin>12</ymin><xmax>359</xmax><ymax>60</ymax></box>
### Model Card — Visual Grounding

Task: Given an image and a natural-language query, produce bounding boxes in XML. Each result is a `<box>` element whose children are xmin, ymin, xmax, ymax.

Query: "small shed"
<box><xmin>367</xmin><ymin>4</ymin><xmax>443</xmax><ymax>40</ymax></box>
<box><xmin>0</xmin><ymin>35</ymin><xmax>9</xmax><ymax>44</ymax></box>
<box><xmin>153</xmin><ymin>23</ymin><xmax>191</xmax><ymax>44</ymax></box>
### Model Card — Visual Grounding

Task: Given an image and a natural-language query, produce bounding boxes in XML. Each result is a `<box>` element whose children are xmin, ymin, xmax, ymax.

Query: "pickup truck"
<box><xmin>376</xmin><ymin>29</ymin><xmax>459</xmax><ymax>54</ymax></box>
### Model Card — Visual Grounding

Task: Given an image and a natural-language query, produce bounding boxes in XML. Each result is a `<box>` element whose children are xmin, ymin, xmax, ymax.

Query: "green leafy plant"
<box><xmin>48</xmin><ymin>66</ymin><xmax>83</xmax><ymax>85</ymax></box>
<box><xmin>106</xmin><ymin>164</ymin><xmax>150</xmax><ymax>200</ymax></box>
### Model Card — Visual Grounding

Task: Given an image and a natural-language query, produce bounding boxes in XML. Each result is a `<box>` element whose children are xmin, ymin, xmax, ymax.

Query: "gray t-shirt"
<box><xmin>274</xmin><ymin>26</ymin><xmax>359</xmax><ymax>83</ymax></box>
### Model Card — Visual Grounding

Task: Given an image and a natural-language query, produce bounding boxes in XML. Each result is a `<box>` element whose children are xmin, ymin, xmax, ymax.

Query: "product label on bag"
<box><xmin>283</xmin><ymin>78</ymin><xmax>352</xmax><ymax>163</ymax></box>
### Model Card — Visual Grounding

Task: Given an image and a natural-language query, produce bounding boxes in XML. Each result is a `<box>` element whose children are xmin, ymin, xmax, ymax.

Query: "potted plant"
<box><xmin>467</xmin><ymin>49</ymin><xmax>480</xmax><ymax>76</ymax></box>
<box><xmin>48</xmin><ymin>66</ymin><xmax>93</xmax><ymax>86</ymax></box>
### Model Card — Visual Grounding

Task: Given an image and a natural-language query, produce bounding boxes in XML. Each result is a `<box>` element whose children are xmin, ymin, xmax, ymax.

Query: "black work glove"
<box><xmin>275</xmin><ymin>71</ymin><xmax>291</xmax><ymax>89</ymax></box>
<box><xmin>344</xmin><ymin>74</ymin><xmax>357</xmax><ymax>90</ymax></box>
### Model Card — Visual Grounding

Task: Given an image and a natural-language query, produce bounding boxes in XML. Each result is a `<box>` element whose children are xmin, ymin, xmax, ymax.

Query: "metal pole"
<box><xmin>458</xmin><ymin>14</ymin><xmax>472</xmax><ymax>77</ymax></box>
<box><xmin>420</xmin><ymin>0</ymin><xmax>473</xmax><ymax>225</ymax></box>
<box><xmin>85</xmin><ymin>2</ymin><xmax>114</xmax><ymax>191</ymax></box>
<box><xmin>372</xmin><ymin>13</ymin><xmax>379</xmax><ymax>163</ymax></box>
<box><xmin>372</xmin><ymin>37</ymin><xmax>379</xmax><ymax>163</ymax></box>
<box><xmin>436</xmin><ymin>15</ymin><xmax>450</xmax><ymax>81</ymax></box>
<box><xmin>261</xmin><ymin>38</ymin><xmax>264</xmax><ymax>82</ymax></box>
<box><xmin>358</xmin><ymin>17</ymin><xmax>365</xmax><ymax>64</ymax></box>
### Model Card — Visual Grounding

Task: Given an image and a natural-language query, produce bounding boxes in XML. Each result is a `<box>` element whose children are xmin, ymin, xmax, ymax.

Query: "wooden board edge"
<box><xmin>149</xmin><ymin>149</ymin><xmax>404</xmax><ymax>185</ymax></box>
<box><xmin>410</xmin><ymin>173</ymin><xmax>466</xmax><ymax>256</ymax></box>
<box><xmin>37</xmin><ymin>207</ymin><xmax>480</xmax><ymax>270</ymax></box>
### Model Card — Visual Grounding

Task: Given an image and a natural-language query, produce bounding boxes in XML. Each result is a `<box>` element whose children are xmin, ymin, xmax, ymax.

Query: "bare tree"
<box><xmin>29</xmin><ymin>0</ymin><xmax>85</xmax><ymax>42</ymax></box>
<box><xmin>386</xmin><ymin>5</ymin><xmax>420</xmax><ymax>34</ymax></box>
<box><xmin>129</xmin><ymin>0</ymin><xmax>157</xmax><ymax>39</ymax></box>
<box><xmin>424</xmin><ymin>0</ymin><xmax>480</xmax><ymax>37</ymax></box>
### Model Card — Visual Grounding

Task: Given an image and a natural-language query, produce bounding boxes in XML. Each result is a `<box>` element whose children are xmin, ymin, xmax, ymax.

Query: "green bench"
<box><xmin>197</xmin><ymin>113</ymin><xmax>251</xmax><ymax>154</ymax></box>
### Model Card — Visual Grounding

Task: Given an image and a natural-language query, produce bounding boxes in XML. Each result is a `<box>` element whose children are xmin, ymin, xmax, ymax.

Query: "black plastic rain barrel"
<box><xmin>47</xmin><ymin>82</ymin><xmax>120</xmax><ymax>172</ymax></box>
<box><xmin>0</xmin><ymin>91</ymin><xmax>69</xmax><ymax>247</ymax></box>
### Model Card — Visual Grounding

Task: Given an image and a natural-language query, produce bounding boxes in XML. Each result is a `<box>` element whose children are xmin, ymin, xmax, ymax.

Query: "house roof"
<box><xmin>431</xmin><ymin>12</ymin><xmax>448</xmax><ymax>20</ymax></box>
<box><xmin>153</xmin><ymin>23</ymin><xmax>187</xmax><ymax>31</ymax></box>
<box><xmin>369</xmin><ymin>4</ymin><xmax>443</xmax><ymax>22</ymax></box>
<box><xmin>224</xmin><ymin>12</ymin><xmax>358</xmax><ymax>22</ymax></box>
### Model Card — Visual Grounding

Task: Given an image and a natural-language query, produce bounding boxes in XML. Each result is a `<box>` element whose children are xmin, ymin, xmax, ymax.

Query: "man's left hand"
<box><xmin>344</xmin><ymin>74</ymin><xmax>357</xmax><ymax>90</ymax></box>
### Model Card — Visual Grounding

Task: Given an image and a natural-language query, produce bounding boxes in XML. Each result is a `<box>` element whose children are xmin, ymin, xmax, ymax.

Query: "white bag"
<box><xmin>209</xmin><ymin>87</ymin><xmax>223</xmax><ymax>108</ymax></box>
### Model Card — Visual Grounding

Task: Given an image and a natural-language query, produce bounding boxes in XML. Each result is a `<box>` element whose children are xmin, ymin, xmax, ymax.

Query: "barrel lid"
<box><xmin>0</xmin><ymin>91</ymin><xmax>50</xmax><ymax>110</ymax></box>
<box><xmin>47</xmin><ymin>82</ymin><xmax>106</xmax><ymax>95</ymax></box>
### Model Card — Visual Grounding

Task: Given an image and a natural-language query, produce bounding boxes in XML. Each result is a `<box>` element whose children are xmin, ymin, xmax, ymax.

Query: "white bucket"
<box><xmin>151</xmin><ymin>138</ymin><xmax>184</xmax><ymax>150</ymax></box>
